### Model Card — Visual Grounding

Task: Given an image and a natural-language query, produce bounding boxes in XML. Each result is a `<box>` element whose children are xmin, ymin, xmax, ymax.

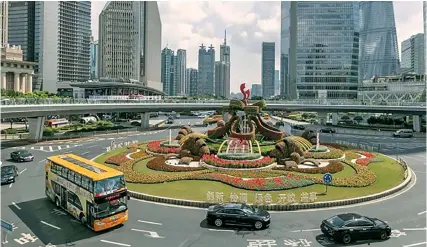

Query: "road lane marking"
<box><xmin>19</xmin><ymin>168</ymin><xmax>27</xmax><ymax>174</ymax></box>
<box><xmin>82</xmin><ymin>152</ymin><xmax>90</xmax><ymax>155</ymax></box>
<box><xmin>302</xmin><ymin>229</ymin><xmax>320</xmax><ymax>232</ymax></box>
<box><xmin>9</xmin><ymin>183</ymin><xmax>12</xmax><ymax>188</ymax></box>
<box><xmin>40</xmin><ymin>220</ymin><xmax>61</xmax><ymax>230</ymax></box>
<box><xmin>208</xmin><ymin>229</ymin><xmax>234</xmax><ymax>232</ymax></box>
<box><xmin>100</xmin><ymin>240</ymin><xmax>131</xmax><ymax>246</ymax></box>
<box><xmin>178</xmin><ymin>238</ymin><xmax>189</xmax><ymax>247</ymax></box>
<box><xmin>38</xmin><ymin>159</ymin><xmax>46</xmax><ymax>163</ymax></box>
<box><xmin>57</xmin><ymin>146</ymin><xmax>62</xmax><ymax>150</ymax></box>
<box><xmin>12</xmin><ymin>202</ymin><xmax>21</xmax><ymax>210</ymax></box>
<box><xmin>87</xmin><ymin>145</ymin><xmax>98</xmax><ymax>148</ymax></box>
<box><xmin>131</xmin><ymin>228</ymin><xmax>164</xmax><ymax>238</ymax></box>
<box><xmin>137</xmin><ymin>220</ymin><xmax>162</xmax><ymax>225</ymax></box>
<box><xmin>40</xmin><ymin>146</ymin><xmax>44</xmax><ymax>151</ymax></box>
<box><xmin>418</xmin><ymin>211</ymin><xmax>426</xmax><ymax>215</ymax></box>
<box><xmin>403</xmin><ymin>228</ymin><xmax>427</xmax><ymax>231</ymax></box>
<box><xmin>66</xmin><ymin>145</ymin><xmax>70</xmax><ymax>148</ymax></box>
<box><xmin>403</xmin><ymin>242</ymin><xmax>427</xmax><ymax>247</ymax></box>
<box><xmin>49</xmin><ymin>146</ymin><xmax>53</xmax><ymax>152</ymax></box>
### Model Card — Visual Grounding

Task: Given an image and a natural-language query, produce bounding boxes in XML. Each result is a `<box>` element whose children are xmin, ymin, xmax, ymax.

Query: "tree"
<box><xmin>367</xmin><ymin>116</ymin><xmax>377</xmax><ymax>125</ymax></box>
<box><xmin>341</xmin><ymin>115</ymin><xmax>350</xmax><ymax>120</ymax></box>
<box><xmin>301</xmin><ymin>113</ymin><xmax>310</xmax><ymax>119</ymax></box>
<box><xmin>251</xmin><ymin>96</ymin><xmax>263</xmax><ymax>100</ymax></box>
<box><xmin>353</xmin><ymin>116</ymin><xmax>363</xmax><ymax>124</ymax></box>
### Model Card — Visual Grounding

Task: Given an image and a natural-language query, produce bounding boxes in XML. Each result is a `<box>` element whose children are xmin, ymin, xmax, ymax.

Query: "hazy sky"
<box><xmin>91</xmin><ymin>1</ymin><xmax>424</xmax><ymax>93</ymax></box>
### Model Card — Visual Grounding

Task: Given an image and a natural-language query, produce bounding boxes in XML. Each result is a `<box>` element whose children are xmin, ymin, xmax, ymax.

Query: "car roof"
<box><xmin>337</xmin><ymin>213</ymin><xmax>363</xmax><ymax>222</ymax></box>
<box><xmin>219</xmin><ymin>203</ymin><xmax>244</xmax><ymax>209</ymax></box>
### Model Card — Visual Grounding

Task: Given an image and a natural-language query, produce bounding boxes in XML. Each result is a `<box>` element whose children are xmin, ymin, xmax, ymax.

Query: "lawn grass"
<box><xmin>97</xmin><ymin>148</ymin><xmax>406</xmax><ymax>203</ymax></box>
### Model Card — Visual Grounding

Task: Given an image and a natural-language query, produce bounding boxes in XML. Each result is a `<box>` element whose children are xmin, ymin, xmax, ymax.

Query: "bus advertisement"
<box><xmin>45</xmin><ymin>154</ymin><xmax>129</xmax><ymax>231</ymax></box>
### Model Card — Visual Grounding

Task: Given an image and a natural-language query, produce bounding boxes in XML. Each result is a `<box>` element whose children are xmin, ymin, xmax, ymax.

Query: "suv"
<box><xmin>166</xmin><ymin>117</ymin><xmax>174</xmax><ymax>124</ymax></box>
<box><xmin>393</xmin><ymin>129</ymin><xmax>413</xmax><ymax>138</ymax></box>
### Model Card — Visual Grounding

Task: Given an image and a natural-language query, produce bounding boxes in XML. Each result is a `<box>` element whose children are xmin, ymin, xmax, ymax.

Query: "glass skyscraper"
<box><xmin>261</xmin><ymin>42</ymin><xmax>275</xmax><ymax>99</ymax></box>
<box><xmin>359</xmin><ymin>1</ymin><xmax>400</xmax><ymax>81</ymax></box>
<box><xmin>289</xmin><ymin>2</ymin><xmax>360</xmax><ymax>99</ymax></box>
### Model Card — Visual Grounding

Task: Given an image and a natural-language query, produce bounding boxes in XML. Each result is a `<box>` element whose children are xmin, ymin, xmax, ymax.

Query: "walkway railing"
<box><xmin>1</xmin><ymin>98</ymin><xmax>425</xmax><ymax>107</ymax></box>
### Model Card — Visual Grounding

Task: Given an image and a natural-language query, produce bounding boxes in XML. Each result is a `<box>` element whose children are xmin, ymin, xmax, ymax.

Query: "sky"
<box><xmin>91</xmin><ymin>1</ymin><xmax>425</xmax><ymax>94</ymax></box>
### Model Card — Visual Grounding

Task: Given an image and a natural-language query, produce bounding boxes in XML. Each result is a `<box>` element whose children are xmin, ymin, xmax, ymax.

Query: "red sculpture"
<box><xmin>240</xmin><ymin>83</ymin><xmax>250</xmax><ymax>102</ymax></box>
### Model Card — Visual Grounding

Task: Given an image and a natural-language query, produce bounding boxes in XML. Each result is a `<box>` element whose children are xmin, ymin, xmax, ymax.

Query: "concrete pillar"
<box><xmin>318</xmin><ymin>112</ymin><xmax>327</xmax><ymax>125</ymax></box>
<box><xmin>413</xmin><ymin>115</ymin><xmax>421</xmax><ymax>132</ymax></box>
<box><xmin>331</xmin><ymin>113</ymin><xmax>339</xmax><ymax>125</ymax></box>
<box><xmin>140</xmin><ymin>113</ymin><xmax>150</xmax><ymax>129</ymax></box>
<box><xmin>26</xmin><ymin>74</ymin><xmax>33</xmax><ymax>93</ymax></box>
<box><xmin>1</xmin><ymin>72</ymin><xmax>6</xmax><ymax>89</ymax></box>
<box><xmin>14</xmin><ymin>73</ymin><xmax>20</xmax><ymax>91</ymax></box>
<box><xmin>28</xmin><ymin>117</ymin><xmax>46</xmax><ymax>141</ymax></box>
<box><xmin>20</xmin><ymin>74</ymin><xmax>26</xmax><ymax>93</ymax></box>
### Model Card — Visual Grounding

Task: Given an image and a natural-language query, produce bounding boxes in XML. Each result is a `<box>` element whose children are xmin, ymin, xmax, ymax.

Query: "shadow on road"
<box><xmin>315</xmin><ymin>234</ymin><xmax>389</xmax><ymax>246</ymax></box>
<box><xmin>9</xmin><ymin>197</ymin><xmax>122</xmax><ymax>245</ymax></box>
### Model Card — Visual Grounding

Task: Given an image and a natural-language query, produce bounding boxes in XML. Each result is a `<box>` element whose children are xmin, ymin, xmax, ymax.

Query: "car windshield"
<box><xmin>326</xmin><ymin>215</ymin><xmax>346</xmax><ymax>227</ymax></box>
<box><xmin>242</xmin><ymin>204</ymin><xmax>256</xmax><ymax>214</ymax></box>
<box><xmin>94</xmin><ymin>196</ymin><xmax>127</xmax><ymax>218</ymax></box>
<box><xmin>94</xmin><ymin>175</ymin><xmax>125</xmax><ymax>194</ymax></box>
<box><xmin>1</xmin><ymin>167</ymin><xmax>14</xmax><ymax>176</ymax></box>
<box><xmin>18</xmin><ymin>151</ymin><xmax>31</xmax><ymax>156</ymax></box>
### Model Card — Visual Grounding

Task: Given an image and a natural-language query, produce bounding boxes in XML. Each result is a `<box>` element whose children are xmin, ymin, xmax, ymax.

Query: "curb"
<box><xmin>128</xmin><ymin>163</ymin><xmax>413</xmax><ymax>211</ymax></box>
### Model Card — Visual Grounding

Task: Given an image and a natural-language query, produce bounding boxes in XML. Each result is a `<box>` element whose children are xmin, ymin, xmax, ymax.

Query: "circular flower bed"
<box><xmin>147</xmin><ymin>156</ymin><xmax>205</xmax><ymax>172</ymax></box>
<box><xmin>147</xmin><ymin>140</ymin><xmax>181</xmax><ymax>154</ymax></box>
<box><xmin>273</xmin><ymin>161</ymin><xmax>344</xmax><ymax>174</ymax></box>
<box><xmin>201</xmin><ymin>154</ymin><xmax>275</xmax><ymax>169</ymax></box>
<box><xmin>304</xmin><ymin>148</ymin><xmax>344</xmax><ymax>159</ymax></box>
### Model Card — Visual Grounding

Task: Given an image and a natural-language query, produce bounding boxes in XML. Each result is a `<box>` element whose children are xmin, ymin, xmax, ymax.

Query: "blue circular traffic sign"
<box><xmin>323</xmin><ymin>173</ymin><xmax>333</xmax><ymax>184</ymax></box>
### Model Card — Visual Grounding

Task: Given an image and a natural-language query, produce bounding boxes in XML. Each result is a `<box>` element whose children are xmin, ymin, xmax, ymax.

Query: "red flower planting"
<box><xmin>356</xmin><ymin>158</ymin><xmax>372</xmax><ymax>166</ymax></box>
<box><xmin>201</xmin><ymin>154</ymin><xmax>275</xmax><ymax>169</ymax></box>
<box><xmin>105</xmin><ymin>153</ymin><xmax>130</xmax><ymax>166</ymax></box>
<box><xmin>146</xmin><ymin>141</ymin><xmax>181</xmax><ymax>154</ymax></box>
<box><xmin>358</xmin><ymin>151</ymin><xmax>376</xmax><ymax>159</ymax></box>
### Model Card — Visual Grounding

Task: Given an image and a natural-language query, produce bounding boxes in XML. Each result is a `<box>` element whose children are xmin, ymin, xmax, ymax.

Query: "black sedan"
<box><xmin>10</xmin><ymin>150</ymin><xmax>34</xmax><ymax>162</ymax></box>
<box><xmin>292</xmin><ymin>125</ymin><xmax>306</xmax><ymax>130</ymax></box>
<box><xmin>206</xmin><ymin>203</ymin><xmax>270</xmax><ymax>230</ymax></box>
<box><xmin>320</xmin><ymin>213</ymin><xmax>391</xmax><ymax>244</ymax></box>
<box><xmin>320</xmin><ymin>128</ymin><xmax>336</xmax><ymax>133</ymax></box>
<box><xmin>1</xmin><ymin>165</ymin><xmax>19</xmax><ymax>184</ymax></box>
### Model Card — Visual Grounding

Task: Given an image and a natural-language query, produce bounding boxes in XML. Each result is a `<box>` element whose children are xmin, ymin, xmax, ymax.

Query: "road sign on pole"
<box><xmin>322</xmin><ymin>173</ymin><xmax>333</xmax><ymax>194</ymax></box>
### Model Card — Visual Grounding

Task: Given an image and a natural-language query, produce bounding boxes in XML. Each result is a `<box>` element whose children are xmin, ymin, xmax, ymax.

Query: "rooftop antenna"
<box><xmin>224</xmin><ymin>29</ymin><xmax>227</xmax><ymax>45</ymax></box>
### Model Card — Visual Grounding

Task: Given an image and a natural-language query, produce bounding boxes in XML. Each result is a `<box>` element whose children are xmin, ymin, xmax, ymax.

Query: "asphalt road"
<box><xmin>1</xmin><ymin>118</ymin><xmax>426</xmax><ymax>247</ymax></box>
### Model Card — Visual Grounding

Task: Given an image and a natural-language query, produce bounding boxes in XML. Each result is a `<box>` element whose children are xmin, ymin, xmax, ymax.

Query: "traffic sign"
<box><xmin>323</xmin><ymin>173</ymin><xmax>333</xmax><ymax>184</ymax></box>
<box><xmin>1</xmin><ymin>220</ymin><xmax>13</xmax><ymax>232</ymax></box>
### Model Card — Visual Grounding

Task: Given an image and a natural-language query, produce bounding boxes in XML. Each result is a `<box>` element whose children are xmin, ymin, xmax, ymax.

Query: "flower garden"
<box><xmin>94</xmin><ymin>96</ymin><xmax>408</xmax><ymax>205</ymax></box>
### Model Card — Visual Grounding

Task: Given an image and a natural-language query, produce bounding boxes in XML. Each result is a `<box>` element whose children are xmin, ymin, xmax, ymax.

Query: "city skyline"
<box><xmin>90</xmin><ymin>1</ymin><xmax>424</xmax><ymax>94</ymax></box>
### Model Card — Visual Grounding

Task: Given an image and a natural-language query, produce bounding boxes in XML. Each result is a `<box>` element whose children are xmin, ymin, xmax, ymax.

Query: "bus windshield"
<box><xmin>94</xmin><ymin>175</ymin><xmax>125</xmax><ymax>195</ymax></box>
<box><xmin>95</xmin><ymin>196</ymin><xmax>127</xmax><ymax>218</ymax></box>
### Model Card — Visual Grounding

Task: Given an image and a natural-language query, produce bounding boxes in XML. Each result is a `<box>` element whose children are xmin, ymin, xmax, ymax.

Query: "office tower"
<box><xmin>401</xmin><ymin>34</ymin><xmax>425</xmax><ymax>74</ymax></box>
<box><xmin>215</xmin><ymin>31</ymin><xmax>231</xmax><ymax>98</ymax></box>
<box><xmin>90</xmin><ymin>37</ymin><xmax>98</xmax><ymax>80</ymax></box>
<box><xmin>8</xmin><ymin>1</ymin><xmax>91</xmax><ymax>93</ymax></box>
<box><xmin>99</xmin><ymin>1</ymin><xmax>162</xmax><ymax>91</ymax></box>
<box><xmin>261</xmin><ymin>42</ymin><xmax>275</xmax><ymax>99</ymax></box>
<box><xmin>289</xmin><ymin>2</ymin><xmax>360</xmax><ymax>99</ymax></box>
<box><xmin>176</xmin><ymin>49</ymin><xmax>187</xmax><ymax>96</ymax></box>
<box><xmin>0</xmin><ymin>1</ymin><xmax>7</xmax><ymax>48</ymax></box>
<box><xmin>251</xmin><ymin>84</ymin><xmax>262</xmax><ymax>98</ymax></box>
<box><xmin>424</xmin><ymin>2</ymin><xmax>427</xmax><ymax>76</ymax></box>
<box><xmin>359</xmin><ymin>2</ymin><xmax>400</xmax><ymax>81</ymax></box>
<box><xmin>197</xmin><ymin>44</ymin><xmax>215</xmax><ymax>95</ymax></box>
<box><xmin>161</xmin><ymin>47</ymin><xmax>177</xmax><ymax>96</ymax></box>
<box><xmin>280</xmin><ymin>1</ymin><xmax>290</xmax><ymax>97</ymax></box>
<box><xmin>186</xmin><ymin>68</ymin><xmax>198</xmax><ymax>97</ymax></box>
<box><xmin>274</xmin><ymin>70</ymin><xmax>280</xmax><ymax>96</ymax></box>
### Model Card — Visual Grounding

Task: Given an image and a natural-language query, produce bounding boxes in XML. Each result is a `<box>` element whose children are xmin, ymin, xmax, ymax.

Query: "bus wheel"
<box><xmin>55</xmin><ymin>197</ymin><xmax>60</xmax><ymax>208</ymax></box>
<box><xmin>80</xmin><ymin>214</ymin><xmax>87</xmax><ymax>225</ymax></box>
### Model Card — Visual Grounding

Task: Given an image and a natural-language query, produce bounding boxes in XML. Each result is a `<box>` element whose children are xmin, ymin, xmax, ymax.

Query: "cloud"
<box><xmin>240</xmin><ymin>31</ymin><xmax>248</xmax><ymax>38</ymax></box>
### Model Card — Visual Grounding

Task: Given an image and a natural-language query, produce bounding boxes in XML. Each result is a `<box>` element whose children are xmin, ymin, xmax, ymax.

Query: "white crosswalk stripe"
<box><xmin>13</xmin><ymin>144</ymin><xmax>82</xmax><ymax>152</ymax></box>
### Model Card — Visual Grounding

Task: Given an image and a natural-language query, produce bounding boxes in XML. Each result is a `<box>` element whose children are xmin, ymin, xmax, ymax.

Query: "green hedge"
<box><xmin>1</xmin><ymin>128</ymin><xmax>17</xmax><ymax>134</ymax></box>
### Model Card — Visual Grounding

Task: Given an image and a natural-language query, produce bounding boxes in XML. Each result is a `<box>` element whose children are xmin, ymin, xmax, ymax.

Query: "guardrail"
<box><xmin>1</xmin><ymin>98</ymin><xmax>425</xmax><ymax>106</ymax></box>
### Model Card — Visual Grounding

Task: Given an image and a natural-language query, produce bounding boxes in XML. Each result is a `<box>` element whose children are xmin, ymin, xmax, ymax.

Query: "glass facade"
<box><xmin>280</xmin><ymin>1</ymin><xmax>290</xmax><ymax>97</ymax></box>
<box><xmin>261</xmin><ymin>42</ymin><xmax>275</xmax><ymax>99</ymax></box>
<box><xmin>197</xmin><ymin>44</ymin><xmax>215</xmax><ymax>96</ymax></box>
<box><xmin>359</xmin><ymin>1</ymin><xmax>400</xmax><ymax>81</ymax></box>
<box><xmin>292</xmin><ymin>1</ymin><xmax>360</xmax><ymax>99</ymax></box>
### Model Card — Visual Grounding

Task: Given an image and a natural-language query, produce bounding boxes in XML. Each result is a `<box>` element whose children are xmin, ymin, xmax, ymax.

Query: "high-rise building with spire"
<box><xmin>215</xmin><ymin>30</ymin><xmax>231</xmax><ymax>98</ymax></box>
<box><xmin>197</xmin><ymin>43</ymin><xmax>215</xmax><ymax>95</ymax></box>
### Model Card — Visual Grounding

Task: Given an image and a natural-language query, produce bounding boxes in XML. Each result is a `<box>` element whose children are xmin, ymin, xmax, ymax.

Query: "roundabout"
<box><xmin>1</xmin><ymin>114</ymin><xmax>425</xmax><ymax>247</ymax></box>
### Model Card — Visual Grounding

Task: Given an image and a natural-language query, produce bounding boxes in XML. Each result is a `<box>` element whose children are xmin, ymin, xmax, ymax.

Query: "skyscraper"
<box><xmin>186</xmin><ymin>68</ymin><xmax>198</xmax><ymax>97</ymax></box>
<box><xmin>251</xmin><ymin>84</ymin><xmax>262</xmax><ymax>98</ymax></box>
<box><xmin>215</xmin><ymin>31</ymin><xmax>231</xmax><ymax>99</ymax></box>
<box><xmin>161</xmin><ymin>47</ymin><xmax>177</xmax><ymax>96</ymax></box>
<box><xmin>289</xmin><ymin>2</ymin><xmax>360</xmax><ymax>99</ymax></box>
<box><xmin>274</xmin><ymin>70</ymin><xmax>280</xmax><ymax>96</ymax></box>
<box><xmin>280</xmin><ymin>1</ymin><xmax>290</xmax><ymax>97</ymax></box>
<box><xmin>90</xmin><ymin>37</ymin><xmax>98</xmax><ymax>80</ymax></box>
<box><xmin>359</xmin><ymin>2</ymin><xmax>400</xmax><ymax>81</ymax></box>
<box><xmin>424</xmin><ymin>2</ymin><xmax>427</xmax><ymax>76</ymax></box>
<box><xmin>261</xmin><ymin>42</ymin><xmax>275</xmax><ymax>99</ymax></box>
<box><xmin>197</xmin><ymin>44</ymin><xmax>215</xmax><ymax>96</ymax></box>
<box><xmin>99</xmin><ymin>1</ymin><xmax>162</xmax><ymax>91</ymax></box>
<box><xmin>176</xmin><ymin>49</ymin><xmax>187</xmax><ymax>96</ymax></box>
<box><xmin>8</xmin><ymin>1</ymin><xmax>92</xmax><ymax>92</ymax></box>
<box><xmin>401</xmin><ymin>33</ymin><xmax>425</xmax><ymax>74</ymax></box>
<box><xmin>0</xmin><ymin>1</ymin><xmax>7</xmax><ymax>48</ymax></box>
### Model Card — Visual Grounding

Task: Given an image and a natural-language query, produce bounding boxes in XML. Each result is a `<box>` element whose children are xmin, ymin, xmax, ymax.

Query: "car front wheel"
<box><xmin>341</xmin><ymin>233</ymin><xmax>352</xmax><ymax>244</ymax></box>
<box><xmin>254</xmin><ymin>221</ymin><xmax>263</xmax><ymax>230</ymax></box>
<box><xmin>379</xmin><ymin>230</ymin><xmax>388</xmax><ymax>240</ymax></box>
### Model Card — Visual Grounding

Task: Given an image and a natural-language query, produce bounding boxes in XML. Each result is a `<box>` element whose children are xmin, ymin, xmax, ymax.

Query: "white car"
<box><xmin>198</xmin><ymin>115</ymin><xmax>207</xmax><ymax>118</ymax></box>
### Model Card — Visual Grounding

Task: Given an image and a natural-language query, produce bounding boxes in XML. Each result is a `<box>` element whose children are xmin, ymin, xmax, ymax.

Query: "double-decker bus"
<box><xmin>45</xmin><ymin>154</ymin><xmax>129</xmax><ymax>231</ymax></box>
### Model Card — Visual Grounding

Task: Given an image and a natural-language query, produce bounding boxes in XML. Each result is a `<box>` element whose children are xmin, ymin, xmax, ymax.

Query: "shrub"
<box><xmin>329</xmin><ymin>161</ymin><xmax>376</xmax><ymax>187</ymax></box>
<box><xmin>358</xmin><ymin>151</ymin><xmax>376</xmax><ymax>159</ymax></box>
<box><xmin>201</xmin><ymin>154</ymin><xmax>275</xmax><ymax>169</ymax></box>
<box><xmin>179</xmin><ymin>157</ymin><xmax>193</xmax><ymax>165</ymax></box>
<box><xmin>160</xmin><ymin>141</ymin><xmax>181</xmax><ymax>148</ymax></box>
<box><xmin>130</xmin><ymin>149</ymin><xmax>151</xmax><ymax>160</ymax></box>
<box><xmin>216</xmin><ymin>153</ymin><xmax>262</xmax><ymax>160</ymax></box>
<box><xmin>356</xmin><ymin>158</ymin><xmax>372</xmax><ymax>166</ymax></box>
<box><xmin>1</xmin><ymin>128</ymin><xmax>17</xmax><ymax>134</ymax></box>
<box><xmin>344</xmin><ymin>151</ymin><xmax>361</xmax><ymax>160</ymax></box>
<box><xmin>146</xmin><ymin>156</ymin><xmax>205</xmax><ymax>172</ymax></box>
<box><xmin>147</xmin><ymin>140</ymin><xmax>181</xmax><ymax>154</ymax></box>
<box><xmin>43</xmin><ymin>127</ymin><xmax>59</xmax><ymax>136</ymax></box>
<box><xmin>290</xmin><ymin>152</ymin><xmax>301</xmax><ymax>164</ymax></box>
<box><xmin>273</xmin><ymin>160</ymin><xmax>345</xmax><ymax>174</ymax></box>
<box><xmin>105</xmin><ymin>153</ymin><xmax>130</xmax><ymax>165</ymax></box>
<box><xmin>304</xmin><ymin>148</ymin><xmax>344</xmax><ymax>159</ymax></box>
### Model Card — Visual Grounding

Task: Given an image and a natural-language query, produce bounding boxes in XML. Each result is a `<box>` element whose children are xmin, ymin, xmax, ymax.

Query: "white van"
<box><xmin>393</xmin><ymin>129</ymin><xmax>413</xmax><ymax>138</ymax></box>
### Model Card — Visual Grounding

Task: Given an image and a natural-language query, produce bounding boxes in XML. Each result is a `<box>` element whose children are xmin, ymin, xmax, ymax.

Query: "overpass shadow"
<box><xmin>9</xmin><ymin>197</ymin><xmax>123</xmax><ymax>246</ymax></box>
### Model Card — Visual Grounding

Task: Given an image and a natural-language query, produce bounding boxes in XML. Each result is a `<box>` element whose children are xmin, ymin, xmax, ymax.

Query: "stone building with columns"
<box><xmin>1</xmin><ymin>44</ymin><xmax>37</xmax><ymax>93</ymax></box>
